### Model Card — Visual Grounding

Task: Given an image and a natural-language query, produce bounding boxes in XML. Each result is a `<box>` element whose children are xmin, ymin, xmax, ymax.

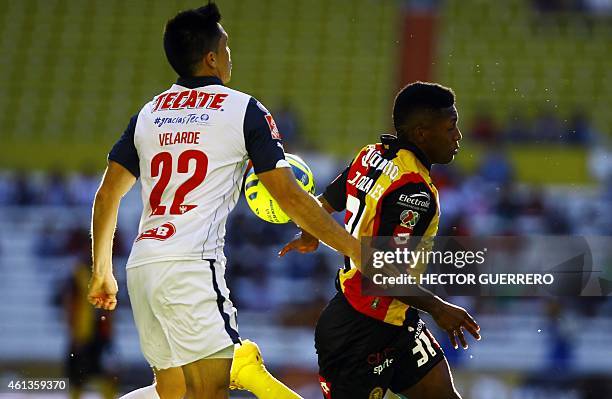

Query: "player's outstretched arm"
<box><xmin>278</xmin><ymin>195</ymin><xmax>335</xmax><ymax>257</ymax></box>
<box><xmin>88</xmin><ymin>160</ymin><xmax>136</xmax><ymax>311</ymax></box>
<box><xmin>258</xmin><ymin>168</ymin><xmax>361</xmax><ymax>269</ymax></box>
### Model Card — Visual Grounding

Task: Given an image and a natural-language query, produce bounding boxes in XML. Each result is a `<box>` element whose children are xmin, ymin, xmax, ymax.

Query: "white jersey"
<box><xmin>109</xmin><ymin>76</ymin><xmax>287</xmax><ymax>269</ymax></box>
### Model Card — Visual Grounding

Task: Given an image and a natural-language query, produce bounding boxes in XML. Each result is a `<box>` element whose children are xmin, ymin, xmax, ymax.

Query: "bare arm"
<box><xmin>396</xmin><ymin>293</ymin><xmax>481</xmax><ymax>349</ymax></box>
<box><xmin>258</xmin><ymin>168</ymin><xmax>361</xmax><ymax>268</ymax></box>
<box><xmin>88</xmin><ymin>160</ymin><xmax>136</xmax><ymax>310</ymax></box>
<box><xmin>278</xmin><ymin>194</ymin><xmax>334</xmax><ymax>256</ymax></box>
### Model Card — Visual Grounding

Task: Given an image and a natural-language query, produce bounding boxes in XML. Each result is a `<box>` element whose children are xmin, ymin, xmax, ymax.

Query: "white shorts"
<box><xmin>127</xmin><ymin>259</ymin><xmax>239</xmax><ymax>370</ymax></box>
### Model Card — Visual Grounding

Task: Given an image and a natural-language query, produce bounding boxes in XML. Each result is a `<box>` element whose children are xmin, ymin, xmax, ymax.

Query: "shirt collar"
<box><xmin>380</xmin><ymin>134</ymin><xmax>432</xmax><ymax>171</ymax></box>
<box><xmin>175</xmin><ymin>75</ymin><xmax>223</xmax><ymax>89</ymax></box>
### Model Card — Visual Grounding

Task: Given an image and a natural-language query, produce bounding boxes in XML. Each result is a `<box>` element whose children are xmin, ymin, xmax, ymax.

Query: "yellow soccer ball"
<box><xmin>244</xmin><ymin>153</ymin><xmax>316</xmax><ymax>224</ymax></box>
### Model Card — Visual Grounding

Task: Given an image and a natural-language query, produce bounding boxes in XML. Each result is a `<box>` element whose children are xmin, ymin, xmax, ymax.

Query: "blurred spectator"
<box><xmin>504</xmin><ymin>112</ymin><xmax>531</xmax><ymax>143</ymax></box>
<box><xmin>274</xmin><ymin>100</ymin><xmax>302</xmax><ymax>151</ymax></box>
<box><xmin>478</xmin><ymin>149</ymin><xmax>514</xmax><ymax>185</ymax></box>
<box><xmin>42</xmin><ymin>169</ymin><xmax>72</xmax><ymax>206</ymax></box>
<box><xmin>69</xmin><ymin>167</ymin><xmax>100</xmax><ymax>205</ymax></box>
<box><xmin>566</xmin><ymin>111</ymin><xmax>594</xmax><ymax>146</ymax></box>
<box><xmin>533</xmin><ymin>108</ymin><xmax>563</xmax><ymax>142</ymax></box>
<box><xmin>12</xmin><ymin>171</ymin><xmax>37</xmax><ymax>205</ymax></box>
<box><xmin>58</xmin><ymin>258</ymin><xmax>117</xmax><ymax>399</ymax></box>
<box><xmin>471</xmin><ymin>111</ymin><xmax>500</xmax><ymax>143</ymax></box>
<box><xmin>34</xmin><ymin>224</ymin><xmax>67</xmax><ymax>257</ymax></box>
<box><xmin>545</xmin><ymin>300</ymin><xmax>575</xmax><ymax>373</ymax></box>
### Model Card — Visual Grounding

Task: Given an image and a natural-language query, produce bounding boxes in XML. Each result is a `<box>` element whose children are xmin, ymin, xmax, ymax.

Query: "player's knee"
<box><xmin>155</xmin><ymin>381</ymin><xmax>185</xmax><ymax>399</ymax></box>
<box><xmin>185</xmin><ymin>380</ymin><xmax>227</xmax><ymax>399</ymax></box>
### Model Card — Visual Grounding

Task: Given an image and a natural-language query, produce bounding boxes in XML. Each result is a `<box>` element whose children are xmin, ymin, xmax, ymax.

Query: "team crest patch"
<box><xmin>400</xmin><ymin>209</ymin><xmax>419</xmax><ymax>227</ymax></box>
<box><xmin>264</xmin><ymin>114</ymin><xmax>282</xmax><ymax>140</ymax></box>
<box><xmin>368</xmin><ymin>387</ymin><xmax>384</xmax><ymax>399</ymax></box>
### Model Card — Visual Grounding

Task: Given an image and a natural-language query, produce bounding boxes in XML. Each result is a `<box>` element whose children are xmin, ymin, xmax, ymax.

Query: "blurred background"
<box><xmin>0</xmin><ymin>0</ymin><xmax>611</xmax><ymax>398</ymax></box>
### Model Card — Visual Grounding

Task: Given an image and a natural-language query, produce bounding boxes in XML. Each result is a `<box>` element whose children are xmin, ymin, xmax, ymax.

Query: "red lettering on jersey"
<box><xmin>182</xmin><ymin>90</ymin><xmax>198</xmax><ymax>109</ymax></box>
<box><xmin>208</xmin><ymin>93</ymin><xmax>227</xmax><ymax>110</ymax></box>
<box><xmin>196</xmin><ymin>92</ymin><xmax>213</xmax><ymax>108</ymax></box>
<box><xmin>265</xmin><ymin>114</ymin><xmax>281</xmax><ymax>139</ymax></box>
<box><xmin>159</xmin><ymin>131</ymin><xmax>202</xmax><ymax>146</ymax></box>
<box><xmin>153</xmin><ymin>91</ymin><xmax>228</xmax><ymax>112</ymax></box>
<box><xmin>136</xmin><ymin>222</ymin><xmax>177</xmax><ymax>241</ymax></box>
<box><xmin>152</xmin><ymin>93</ymin><xmax>168</xmax><ymax>111</ymax></box>
<box><xmin>160</xmin><ymin>92</ymin><xmax>178</xmax><ymax>110</ymax></box>
<box><xmin>171</xmin><ymin>91</ymin><xmax>190</xmax><ymax>109</ymax></box>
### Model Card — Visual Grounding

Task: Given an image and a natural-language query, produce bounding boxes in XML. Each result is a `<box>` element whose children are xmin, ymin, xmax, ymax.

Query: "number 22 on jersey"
<box><xmin>149</xmin><ymin>150</ymin><xmax>208</xmax><ymax>216</ymax></box>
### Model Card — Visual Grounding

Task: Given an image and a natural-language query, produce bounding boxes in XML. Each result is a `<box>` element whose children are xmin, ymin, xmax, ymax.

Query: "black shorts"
<box><xmin>315</xmin><ymin>292</ymin><xmax>444</xmax><ymax>399</ymax></box>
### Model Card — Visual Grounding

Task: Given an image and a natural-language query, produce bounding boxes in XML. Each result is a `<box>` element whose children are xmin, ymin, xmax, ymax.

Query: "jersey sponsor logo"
<box><xmin>373</xmin><ymin>359</ymin><xmax>394</xmax><ymax>375</ymax></box>
<box><xmin>152</xmin><ymin>91</ymin><xmax>227</xmax><ymax>112</ymax></box>
<box><xmin>400</xmin><ymin>209</ymin><xmax>420</xmax><ymax>228</ymax></box>
<box><xmin>361</xmin><ymin>147</ymin><xmax>399</xmax><ymax>180</ymax></box>
<box><xmin>264</xmin><ymin>114</ymin><xmax>282</xmax><ymax>140</ymax></box>
<box><xmin>136</xmin><ymin>222</ymin><xmax>176</xmax><ymax>241</ymax></box>
<box><xmin>153</xmin><ymin>113</ymin><xmax>210</xmax><ymax>128</ymax></box>
<box><xmin>158</xmin><ymin>131</ymin><xmax>201</xmax><ymax>147</ymax></box>
<box><xmin>398</xmin><ymin>191</ymin><xmax>431</xmax><ymax>211</ymax></box>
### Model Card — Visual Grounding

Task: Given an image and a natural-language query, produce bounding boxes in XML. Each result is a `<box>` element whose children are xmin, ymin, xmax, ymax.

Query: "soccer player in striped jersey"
<box><xmin>280</xmin><ymin>82</ymin><xmax>481</xmax><ymax>399</ymax></box>
<box><xmin>87</xmin><ymin>3</ymin><xmax>359</xmax><ymax>398</ymax></box>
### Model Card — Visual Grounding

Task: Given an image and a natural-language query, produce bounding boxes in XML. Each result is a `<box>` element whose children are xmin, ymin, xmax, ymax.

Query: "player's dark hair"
<box><xmin>163</xmin><ymin>3</ymin><xmax>222</xmax><ymax>77</ymax></box>
<box><xmin>393</xmin><ymin>82</ymin><xmax>455</xmax><ymax>140</ymax></box>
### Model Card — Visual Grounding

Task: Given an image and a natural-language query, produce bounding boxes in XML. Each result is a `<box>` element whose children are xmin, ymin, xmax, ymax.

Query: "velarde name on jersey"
<box><xmin>152</xmin><ymin>90</ymin><xmax>227</xmax><ymax>112</ymax></box>
<box><xmin>158</xmin><ymin>131</ymin><xmax>201</xmax><ymax>146</ymax></box>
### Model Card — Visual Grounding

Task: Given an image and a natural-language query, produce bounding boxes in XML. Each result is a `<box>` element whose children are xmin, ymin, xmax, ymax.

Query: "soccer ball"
<box><xmin>244</xmin><ymin>153</ymin><xmax>316</xmax><ymax>224</ymax></box>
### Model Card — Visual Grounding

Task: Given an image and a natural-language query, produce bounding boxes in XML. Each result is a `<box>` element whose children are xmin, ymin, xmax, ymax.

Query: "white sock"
<box><xmin>120</xmin><ymin>384</ymin><xmax>161</xmax><ymax>399</ymax></box>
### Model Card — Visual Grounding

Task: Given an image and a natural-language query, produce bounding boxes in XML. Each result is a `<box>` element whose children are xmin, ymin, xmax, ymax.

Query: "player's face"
<box><xmin>424</xmin><ymin>105</ymin><xmax>461</xmax><ymax>164</ymax></box>
<box><xmin>215</xmin><ymin>24</ymin><xmax>232</xmax><ymax>83</ymax></box>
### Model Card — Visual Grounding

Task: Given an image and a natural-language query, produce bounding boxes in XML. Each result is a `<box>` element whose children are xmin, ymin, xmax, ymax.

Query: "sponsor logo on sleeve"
<box><xmin>265</xmin><ymin>114</ymin><xmax>282</xmax><ymax>140</ymax></box>
<box><xmin>397</xmin><ymin>191</ymin><xmax>431</xmax><ymax>211</ymax></box>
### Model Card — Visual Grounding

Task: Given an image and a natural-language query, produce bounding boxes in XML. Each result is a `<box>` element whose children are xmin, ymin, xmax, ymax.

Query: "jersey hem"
<box><xmin>126</xmin><ymin>254</ymin><xmax>223</xmax><ymax>269</ymax></box>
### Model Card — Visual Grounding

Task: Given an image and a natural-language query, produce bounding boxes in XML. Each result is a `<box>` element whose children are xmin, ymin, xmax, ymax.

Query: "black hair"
<box><xmin>163</xmin><ymin>3</ymin><xmax>222</xmax><ymax>77</ymax></box>
<box><xmin>393</xmin><ymin>81</ymin><xmax>455</xmax><ymax>139</ymax></box>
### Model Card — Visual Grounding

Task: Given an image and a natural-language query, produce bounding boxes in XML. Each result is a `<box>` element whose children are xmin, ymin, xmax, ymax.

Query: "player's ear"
<box><xmin>204</xmin><ymin>51</ymin><xmax>217</xmax><ymax>69</ymax></box>
<box><xmin>412</xmin><ymin>124</ymin><xmax>427</xmax><ymax>144</ymax></box>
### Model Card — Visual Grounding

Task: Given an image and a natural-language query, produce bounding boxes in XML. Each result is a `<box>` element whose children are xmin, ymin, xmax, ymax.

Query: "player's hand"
<box><xmin>87</xmin><ymin>272</ymin><xmax>119</xmax><ymax>311</ymax></box>
<box><xmin>278</xmin><ymin>230</ymin><xmax>319</xmax><ymax>256</ymax></box>
<box><xmin>430</xmin><ymin>299</ymin><xmax>480</xmax><ymax>349</ymax></box>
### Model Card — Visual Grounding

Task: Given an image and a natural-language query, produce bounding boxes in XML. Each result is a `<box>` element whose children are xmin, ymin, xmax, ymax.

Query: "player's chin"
<box><xmin>439</xmin><ymin>153</ymin><xmax>456</xmax><ymax>164</ymax></box>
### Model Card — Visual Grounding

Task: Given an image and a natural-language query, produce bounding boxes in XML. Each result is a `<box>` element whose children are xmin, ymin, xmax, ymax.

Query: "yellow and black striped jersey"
<box><xmin>323</xmin><ymin>134</ymin><xmax>440</xmax><ymax>326</ymax></box>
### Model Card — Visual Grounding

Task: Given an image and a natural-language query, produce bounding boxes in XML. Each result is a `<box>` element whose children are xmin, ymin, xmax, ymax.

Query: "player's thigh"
<box><xmin>395</xmin><ymin>358</ymin><xmax>460</xmax><ymax>399</ymax></box>
<box><xmin>153</xmin><ymin>367</ymin><xmax>185</xmax><ymax>399</ymax></box>
<box><xmin>181</xmin><ymin>357</ymin><xmax>232</xmax><ymax>399</ymax></box>
<box><xmin>315</xmin><ymin>294</ymin><xmax>398</xmax><ymax>398</ymax></box>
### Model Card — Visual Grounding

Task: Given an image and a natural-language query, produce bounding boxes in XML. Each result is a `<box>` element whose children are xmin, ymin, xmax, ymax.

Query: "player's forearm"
<box><xmin>280</xmin><ymin>193</ymin><xmax>360</xmax><ymax>266</ymax></box>
<box><xmin>91</xmin><ymin>190</ymin><xmax>121</xmax><ymax>277</ymax></box>
<box><xmin>316</xmin><ymin>194</ymin><xmax>336</xmax><ymax>214</ymax></box>
<box><xmin>395</xmin><ymin>288</ymin><xmax>445</xmax><ymax>315</ymax></box>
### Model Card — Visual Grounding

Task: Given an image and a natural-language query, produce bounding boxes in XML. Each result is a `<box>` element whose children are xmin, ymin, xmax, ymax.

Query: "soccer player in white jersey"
<box><xmin>87</xmin><ymin>3</ymin><xmax>360</xmax><ymax>399</ymax></box>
